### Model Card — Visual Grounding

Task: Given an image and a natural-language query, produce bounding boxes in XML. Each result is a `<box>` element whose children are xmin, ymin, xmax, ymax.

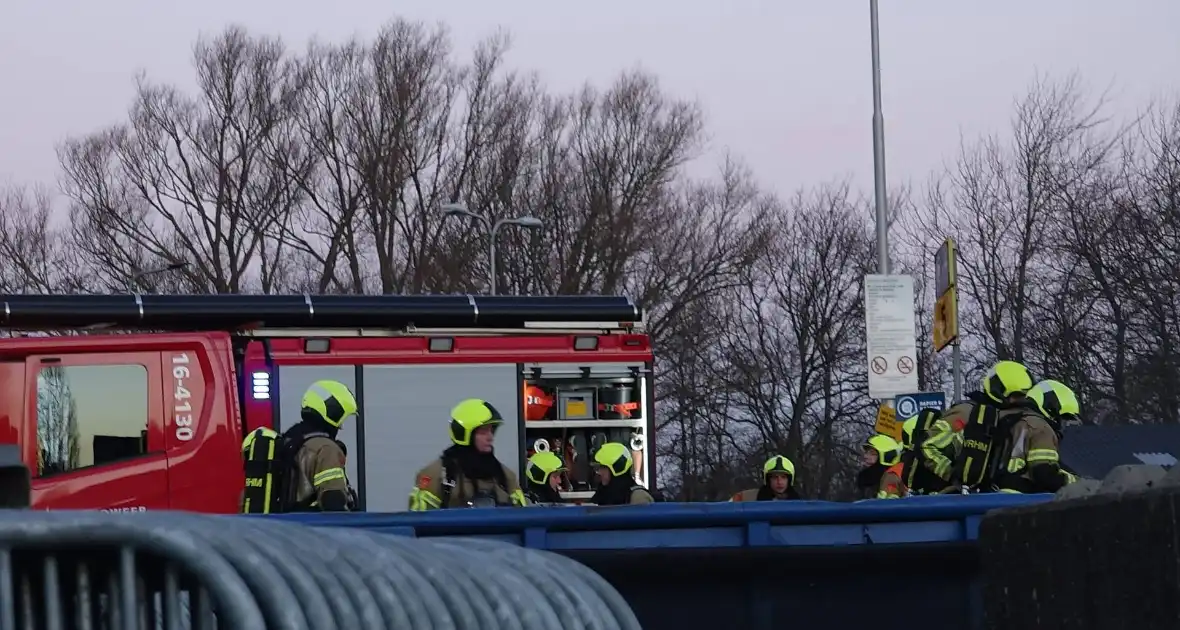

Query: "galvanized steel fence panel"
<box><xmin>0</xmin><ymin>511</ymin><xmax>642</xmax><ymax>630</ymax></box>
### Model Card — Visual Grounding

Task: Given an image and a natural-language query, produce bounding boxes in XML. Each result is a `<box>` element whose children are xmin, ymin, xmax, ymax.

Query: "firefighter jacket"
<box><xmin>878</xmin><ymin>463</ymin><xmax>907</xmax><ymax>499</ymax></box>
<box><xmin>920</xmin><ymin>399</ymin><xmax>1026</xmax><ymax>483</ymax></box>
<box><xmin>900</xmin><ymin>448</ymin><xmax>948</xmax><ymax>495</ymax></box>
<box><xmin>292</xmin><ymin>436</ymin><xmax>350</xmax><ymax>510</ymax></box>
<box><xmin>590</xmin><ymin>477</ymin><xmax>655</xmax><ymax>505</ymax></box>
<box><xmin>730</xmin><ymin>486</ymin><xmax>801</xmax><ymax>501</ymax></box>
<box><xmin>408</xmin><ymin>458</ymin><xmax>527</xmax><ymax>510</ymax></box>
<box><xmin>627</xmin><ymin>487</ymin><xmax>656</xmax><ymax>505</ymax></box>
<box><xmin>919</xmin><ymin>402</ymin><xmax>973</xmax><ymax>481</ymax></box>
<box><xmin>997</xmin><ymin>412</ymin><xmax>1077</xmax><ymax>493</ymax></box>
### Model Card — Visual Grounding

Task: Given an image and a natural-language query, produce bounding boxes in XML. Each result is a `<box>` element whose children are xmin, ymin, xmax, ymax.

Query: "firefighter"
<box><xmin>524</xmin><ymin>451</ymin><xmax>566</xmax><ymax>504</ymax></box>
<box><xmin>408</xmin><ymin>399</ymin><xmax>528</xmax><ymax>510</ymax></box>
<box><xmin>994</xmin><ymin>379</ymin><xmax>1080</xmax><ymax>493</ymax></box>
<box><xmin>730</xmin><ymin>455</ymin><xmax>800</xmax><ymax>501</ymax></box>
<box><xmin>283</xmin><ymin>380</ymin><xmax>358</xmax><ymax>512</ymax></box>
<box><xmin>335</xmin><ymin>439</ymin><xmax>359</xmax><ymax>510</ymax></box>
<box><xmin>858</xmin><ymin>434</ymin><xmax>905</xmax><ymax>499</ymax></box>
<box><xmin>590</xmin><ymin>442</ymin><xmax>654</xmax><ymax>505</ymax></box>
<box><xmin>920</xmin><ymin>360</ymin><xmax>1033</xmax><ymax>488</ymax></box>
<box><xmin>900</xmin><ymin>409</ymin><xmax>949</xmax><ymax>495</ymax></box>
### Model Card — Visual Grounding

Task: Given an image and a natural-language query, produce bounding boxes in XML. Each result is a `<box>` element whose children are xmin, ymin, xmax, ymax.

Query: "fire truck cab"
<box><xmin>0</xmin><ymin>293</ymin><xmax>654</xmax><ymax>513</ymax></box>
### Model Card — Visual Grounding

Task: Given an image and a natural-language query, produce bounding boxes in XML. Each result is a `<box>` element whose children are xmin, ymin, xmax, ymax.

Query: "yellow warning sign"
<box><xmin>933</xmin><ymin>238</ymin><xmax>960</xmax><ymax>353</ymax></box>
<box><xmin>874</xmin><ymin>405</ymin><xmax>901</xmax><ymax>441</ymax></box>
<box><xmin>934</xmin><ymin>289</ymin><xmax>959</xmax><ymax>351</ymax></box>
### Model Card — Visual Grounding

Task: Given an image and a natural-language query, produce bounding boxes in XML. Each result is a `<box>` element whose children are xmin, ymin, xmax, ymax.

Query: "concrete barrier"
<box><xmin>980</xmin><ymin>476</ymin><xmax>1180</xmax><ymax>629</ymax></box>
<box><xmin>1054</xmin><ymin>478</ymin><xmax>1101</xmax><ymax>500</ymax></box>
<box><xmin>1160</xmin><ymin>464</ymin><xmax>1180</xmax><ymax>487</ymax></box>
<box><xmin>1097</xmin><ymin>464</ymin><xmax>1168</xmax><ymax>494</ymax></box>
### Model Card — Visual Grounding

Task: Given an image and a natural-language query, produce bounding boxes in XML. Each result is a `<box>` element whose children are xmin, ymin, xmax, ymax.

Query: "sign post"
<box><xmin>865</xmin><ymin>275</ymin><xmax>919</xmax><ymax>400</ymax></box>
<box><xmin>933</xmin><ymin>239</ymin><xmax>962</xmax><ymax>402</ymax></box>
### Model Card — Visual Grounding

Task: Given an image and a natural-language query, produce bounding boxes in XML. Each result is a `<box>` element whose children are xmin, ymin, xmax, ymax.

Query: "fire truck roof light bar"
<box><xmin>0</xmin><ymin>293</ymin><xmax>643</xmax><ymax>331</ymax></box>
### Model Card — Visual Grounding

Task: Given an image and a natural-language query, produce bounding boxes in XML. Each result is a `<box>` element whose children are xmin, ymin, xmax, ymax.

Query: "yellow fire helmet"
<box><xmin>901</xmin><ymin>408</ymin><xmax>940</xmax><ymax>450</ymax></box>
<box><xmin>526</xmin><ymin>451</ymin><xmax>566</xmax><ymax>486</ymax></box>
<box><xmin>763</xmin><ymin>455</ymin><xmax>795</xmax><ymax>479</ymax></box>
<box><xmin>865</xmin><ymin>434</ymin><xmax>902</xmax><ymax>467</ymax></box>
<box><xmin>301</xmin><ymin>380</ymin><xmax>358</xmax><ymax>428</ymax></box>
<box><xmin>901</xmin><ymin>416</ymin><xmax>919</xmax><ymax>450</ymax></box>
<box><xmin>981</xmin><ymin>360</ymin><xmax>1034</xmax><ymax>403</ymax></box>
<box><xmin>593</xmin><ymin>442</ymin><xmax>633</xmax><ymax>477</ymax></box>
<box><xmin>449</xmin><ymin>399</ymin><xmax>504</xmax><ymax>446</ymax></box>
<box><xmin>1027</xmin><ymin>379</ymin><xmax>1081</xmax><ymax>420</ymax></box>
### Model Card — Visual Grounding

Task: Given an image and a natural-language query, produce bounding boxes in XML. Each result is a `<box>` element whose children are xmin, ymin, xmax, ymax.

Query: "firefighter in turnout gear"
<box><xmin>240</xmin><ymin>380</ymin><xmax>358</xmax><ymax>514</ymax></box>
<box><xmin>335</xmin><ymin>440</ymin><xmax>359</xmax><ymax>510</ymax></box>
<box><xmin>287</xmin><ymin>380</ymin><xmax>357</xmax><ymax>511</ymax></box>
<box><xmin>900</xmin><ymin>409</ymin><xmax>949</xmax><ymax>495</ymax></box>
<box><xmin>858</xmin><ymin>435</ymin><xmax>906</xmax><ymax>499</ymax></box>
<box><xmin>524</xmin><ymin>451</ymin><xmax>566</xmax><ymax>505</ymax></box>
<box><xmin>730</xmin><ymin>455</ymin><xmax>801</xmax><ymax>501</ymax></box>
<box><xmin>995</xmin><ymin>379</ymin><xmax>1080</xmax><ymax>493</ymax></box>
<box><xmin>591</xmin><ymin>442</ymin><xmax>654</xmax><ymax>505</ymax></box>
<box><xmin>408</xmin><ymin>399</ymin><xmax>528</xmax><ymax>510</ymax></box>
<box><xmin>920</xmin><ymin>360</ymin><xmax>1034</xmax><ymax>491</ymax></box>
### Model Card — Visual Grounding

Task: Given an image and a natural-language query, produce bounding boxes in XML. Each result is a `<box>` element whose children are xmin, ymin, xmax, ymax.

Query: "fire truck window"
<box><xmin>36</xmin><ymin>364</ymin><xmax>150</xmax><ymax>476</ymax></box>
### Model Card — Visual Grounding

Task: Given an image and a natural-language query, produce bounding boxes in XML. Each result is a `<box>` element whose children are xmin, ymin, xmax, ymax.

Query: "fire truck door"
<box><xmin>26</xmin><ymin>352</ymin><xmax>169</xmax><ymax>511</ymax></box>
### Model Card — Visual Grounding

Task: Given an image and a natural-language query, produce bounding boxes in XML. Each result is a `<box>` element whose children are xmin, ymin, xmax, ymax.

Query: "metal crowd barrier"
<box><xmin>0</xmin><ymin>510</ymin><xmax>642</xmax><ymax>630</ymax></box>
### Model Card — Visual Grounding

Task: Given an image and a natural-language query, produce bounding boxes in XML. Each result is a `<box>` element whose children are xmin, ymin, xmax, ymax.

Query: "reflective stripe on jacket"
<box><xmin>998</xmin><ymin>413</ymin><xmax>1075</xmax><ymax>493</ymax></box>
<box><xmin>293</xmin><ymin>436</ymin><xmax>348</xmax><ymax>509</ymax></box>
<box><xmin>408</xmin><ymin>458</ymin><xmax>528</xmax><ymax>511</ymax></box>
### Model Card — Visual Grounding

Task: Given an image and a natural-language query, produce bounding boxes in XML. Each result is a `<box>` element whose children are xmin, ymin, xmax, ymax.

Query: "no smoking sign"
<box><xmin>897</xmin><ymin>356</ymin><xmax>914</xmax><ymax>374</ymax></box>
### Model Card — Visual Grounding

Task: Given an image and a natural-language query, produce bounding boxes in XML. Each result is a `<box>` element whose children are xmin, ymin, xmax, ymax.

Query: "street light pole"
<box><xmin>489</xmin><ymin>219</ymin><xmax>512</xmax><ymax>296</ymax></box>
<box><xmin>870</xmin><ymin>0</ymin><xmax>890</xmax><ymax>275</ymax></box>
<box><xmin>441</xmin><ymin>203</ymin><xmax>543</xmax><ymax>295</ymax></box>
<box><xmin>868</xmin><ymin>0</ymin><xmax>898</xmax><ymax>414</ymax></box>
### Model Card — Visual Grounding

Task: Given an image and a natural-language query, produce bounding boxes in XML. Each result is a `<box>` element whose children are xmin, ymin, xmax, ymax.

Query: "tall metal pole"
<box><xmin>952</xmin><ymin>341</ymin><xmax>963</xmax><ymax>402</ymax></box>
<box><xmin>870</xmin><ymin>0</ymin><xmax>890</xmax><ymax>275</ymax></box>
<box><xmin>868</xmin><ymin>0</ymin><xmax>897</xmax><ymax>415</ymax></box>
<box><xmin>488</xmin><ymin>220</ymin><xmax>505</xmax><ymax>296</ymax></box>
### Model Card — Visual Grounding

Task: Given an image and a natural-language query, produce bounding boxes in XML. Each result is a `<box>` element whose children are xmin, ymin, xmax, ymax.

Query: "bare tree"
<box><xmin>0</xmin><ymin>185</ymin><xmax>86</xmax><ymax>292</ymax></box>
<box><xmin>58</xmin><ymin>26</ymin><xmax>301</xmax><ymax>294</ymax></box>
<box><xmin>1104</xmin><ymin>100</ymin><xmax>1180</xmax><ymax>423</ymax></box>
<box><xmin>932</xmin><ymin>75</ymin><xmax>1112</xmax><ymax>373</ymax></box>
<box><xmin>649</xmin><ymin>161</ymin><xmax>773</xmax><ymax>498</ymax></box>
<box><xmin>696</xmin><ymin>183</ymin><xmax>873</xmax><ymax>499</ymax></box>
<box><xmin>36</xmin><ymin>366</ymin><xmax>81</xmax><ymax>474</ymax></box>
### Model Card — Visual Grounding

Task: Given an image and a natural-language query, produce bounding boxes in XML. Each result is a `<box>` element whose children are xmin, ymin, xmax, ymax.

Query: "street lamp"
<box><xmin>441</xmin><ymin>202</ymin><xmax>543</xmax><ymax>295</ymax></box>
<box><xmin>869</xmin><ymin>0</ymin><xmax>890</xmax><ymax>275</ymax></box>
<box><xmin>129</xmin><ymin>262</ymin><xmax>189</xmax><ymax>293</ymax></box>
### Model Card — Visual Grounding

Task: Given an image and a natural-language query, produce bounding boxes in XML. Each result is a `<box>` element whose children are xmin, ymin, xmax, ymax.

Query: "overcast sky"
<box><xmin>2</xmin><ymin>1</ymin><xmax>1178</xmax><ymax>198</ymax></box>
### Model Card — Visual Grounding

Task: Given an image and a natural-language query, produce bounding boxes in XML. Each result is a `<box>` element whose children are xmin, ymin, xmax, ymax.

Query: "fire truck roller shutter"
<box><xmin>278</xmin><ymin>366</ymin><xmax>359</xmax><ymax>503</ymax></box>
<box><xmin>361</xmin><ymin>363</ymin><xmax>520</xmax><ymax>512</ymax></box>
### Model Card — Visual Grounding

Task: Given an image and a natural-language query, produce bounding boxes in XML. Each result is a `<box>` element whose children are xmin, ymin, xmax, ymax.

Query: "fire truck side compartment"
<box><xmin>359</xmin><ymin>363</ymin><xmax>521</xmax><ymax>512</ymax></box>
<box><xmin>276</xmin><ymin>365</ymin><xmax>361</xmax><ymax>503</ymax></box>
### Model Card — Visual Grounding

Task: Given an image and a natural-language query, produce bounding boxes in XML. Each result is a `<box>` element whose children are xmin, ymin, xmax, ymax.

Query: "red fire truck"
<box><xmin>0</xmin><ymin>294</ymin><xmax>654</xmax><ymax>512</ymax></box>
